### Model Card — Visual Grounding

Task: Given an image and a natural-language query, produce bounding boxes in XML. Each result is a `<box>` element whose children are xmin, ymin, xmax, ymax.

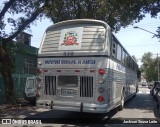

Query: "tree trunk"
<box><xmin>1</xmin><ymin>69</ymin><xmax>16</xmax><ymax>104</ymax></box>
<box><xmin>0</xmin><ymin>43</ymin><xmax>16</xmax><ymax>104</ymax></box>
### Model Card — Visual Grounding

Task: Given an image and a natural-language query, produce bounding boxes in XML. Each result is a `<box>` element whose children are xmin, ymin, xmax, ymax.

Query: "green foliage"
<box><xmin>45</xmin><ymin>0</ymin><xmax>160</xmax><ymax>32</ymax></box>
<box><xmin>156</xmin><ymin>26</ymin><xmax>160</xmax><ymax>38</ymax></box>
<box><xmin>140</xmin><ymin>52</ymin><xmax>158</xmax><ymax>82</ymax></box>
<box><xmin>1</xmin><ymin>0</ymin><xmax>160</xmax><ymax>39</ymax></box>
<box><xmin>0</xmin><ymin>0</ymin><xmax>49</xmax><ymax>103</ymax></box>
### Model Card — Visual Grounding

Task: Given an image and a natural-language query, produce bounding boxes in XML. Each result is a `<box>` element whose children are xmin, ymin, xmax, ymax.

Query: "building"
<box><xmin>16</xmin><ymin>32</ymin><xmax>32</xmax><ymax>46</ymax></box>
<box><xmin>0</xmin><ymin>32</ymin><xmax>38</xmax><ymax>103</ymax></box>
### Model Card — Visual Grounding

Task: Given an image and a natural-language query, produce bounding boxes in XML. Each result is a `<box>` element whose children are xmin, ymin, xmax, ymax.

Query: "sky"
<box><xmin>28</xmin><ymin>14</ymin><xmax>160</xmax><ymax>66</ymax></box>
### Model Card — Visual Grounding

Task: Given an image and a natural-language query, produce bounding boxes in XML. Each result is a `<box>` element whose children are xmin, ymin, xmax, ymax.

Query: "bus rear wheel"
<box><xmin>118</xmin><ymin>93</ymin><xmax>124</xmax><ymax>111</ymax></box>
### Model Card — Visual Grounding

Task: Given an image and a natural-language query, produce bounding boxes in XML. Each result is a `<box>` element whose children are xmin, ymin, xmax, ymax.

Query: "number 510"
<box><xmin>63</xmin><ymin>52</ymin><xmax>74</xmax><ymax>56</ymax></box>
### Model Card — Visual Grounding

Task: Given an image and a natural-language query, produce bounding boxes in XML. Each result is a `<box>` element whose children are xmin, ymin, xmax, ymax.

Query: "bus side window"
<box><xmin>133</xmin><ymin>62</ymin><xmax>135</xmax><ymax>71</ymax></box>
<box><xmin>130</xmin><ymin>57</ymin><xmax>134</xmax><ymax>69</ymax></box>
<box><xmin>112</xmin><ymin>38</ymin><xmax>117</xmax><ymax>58</ymax></box>
<box><xmin>117</xmin><ymin>44</ymin><xmax>122</xmax><ymax>61</ymax></box>
<box><xmin>132</xmin><ymin>60</ymin><xmax>134</xmax><ymax>70</ymax></box>
<box><xmin>126</xmin><ymin>54</ymin><xmax>130</xmax><ymax>67</ymax></box>
<box><xmin>124</xmin><ymin>51</ymin><xmax>128</xmax><ymax>66</ymax></box>
<box><xmin>128</xmin><ymin>56</ymin><xmax>131</xmax><ymax>68</ymax></box>
<box><xmin>130</xmin><ymin>57</ymin><xmax>132</xmax><ymax>69</ymax></box>
<box><xmin>122</xmin><ymin>50</ymin><xmax>126</xmax><ymax>64</ymax></box>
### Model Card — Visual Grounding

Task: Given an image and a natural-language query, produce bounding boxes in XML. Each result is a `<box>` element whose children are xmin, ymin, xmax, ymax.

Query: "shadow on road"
<box><xmin>2</xmin><ymin>91</ymin><xmax>160</xmax><ymax>125</ymax></box>
<box><xmin>24</xmin><ymin>107</ymin><xmax>124</xmax><ymax>124</ymax></box>
<box><xmin>123</xmin><ymin>93</ymin><xmax>160</xmax><ymax>119</ymax></box>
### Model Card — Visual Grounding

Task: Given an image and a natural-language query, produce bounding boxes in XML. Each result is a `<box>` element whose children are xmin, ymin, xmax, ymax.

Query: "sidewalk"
<box><xmin>0</xmin><ymin>98</ymin><xmax>31</xmax><ymax>111</ymax></box>
<box><xmin>0</xmin><ymin>98</ymin><xmax>50</xmax><ymax>120</ymax></box>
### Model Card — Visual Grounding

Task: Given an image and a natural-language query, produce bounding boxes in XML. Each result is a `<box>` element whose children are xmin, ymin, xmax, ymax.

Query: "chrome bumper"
<box><xmin>36</xmin><ymin>100</ymin><xmax>108</xmax><ymax>113</ymax></box>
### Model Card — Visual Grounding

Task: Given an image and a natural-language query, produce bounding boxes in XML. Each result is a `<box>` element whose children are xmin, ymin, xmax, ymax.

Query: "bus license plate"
<box><xmin>61</xmin><ymin>89</ymin><xmax>75</xmax><ymax>96</ymax></box>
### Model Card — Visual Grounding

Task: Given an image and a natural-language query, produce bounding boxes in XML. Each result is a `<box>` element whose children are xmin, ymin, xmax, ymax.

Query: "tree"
<box><xmin>45</xmin><ymin>0</ymin><xmax>160</xmax><ymax>32</ymax></box>
<box><xmin>156</xmin><ymin>27</ymin><xmax>160</xmax><ymax>38</ymax></box>
<box><xmin>140</xmin><ymin>52</ymin><xmax>157</xmax><ymax>82</ymax></box>
<box><xmin>0</xmin><ymin>0</ymin><xmax>49</xmax><ymax>103</ymax></box>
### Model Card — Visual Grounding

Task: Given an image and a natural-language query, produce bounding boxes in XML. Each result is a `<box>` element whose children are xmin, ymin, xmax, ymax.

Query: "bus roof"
<box><xmin>46</xmin><ymin>19</ymin><xmax>111</xmax><ymax>32</ymax></box>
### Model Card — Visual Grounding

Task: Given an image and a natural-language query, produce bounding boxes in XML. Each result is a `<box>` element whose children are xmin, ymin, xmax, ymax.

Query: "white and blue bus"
<box><xmin>35</xmin><ymin>19</ymin><xmax>139</xmax><ymax>113</ymax></box>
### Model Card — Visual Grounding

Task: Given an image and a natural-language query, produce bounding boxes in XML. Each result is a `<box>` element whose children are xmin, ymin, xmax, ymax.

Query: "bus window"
<box><xmin>129</xmin><ymin>57</ymin><xmax>131</xmax><ymax>68</ymax></box>
<box><xmin>129</xmin><ymin>57</ymin><xmax>133</xmax><ymax>69</ymax></box>
<box><xmin>122</xmin><ymin>50</ymin><xmax>125</xmax><ymax>64</ymax></box>
<box><xmin>112</xmin><ymin>39</ymin><xmax>117</xmax><ymax>58</ymax></box>
<box><xmin>125</xmin><ymin>52</ymin><xmax>128</xmax><ymax>66</ymax></box>
<box><xmin>126</xmin><ymin>54</ymin><xmax>130</xmax><ymax>67</ymax></box>
<box><xmin>117</xmin><ymin>44</ymin><xmax>122</xmax><ymax>61</ymax></box>
<box><xmin>130</xmin><ymin>59</ymin><xmax>133</xmax><ymax>70</ymax></box>
<box><xmin>133</xmin><ymin>62</ymin><xmax>135</xmax><ymax>71</ymax></box>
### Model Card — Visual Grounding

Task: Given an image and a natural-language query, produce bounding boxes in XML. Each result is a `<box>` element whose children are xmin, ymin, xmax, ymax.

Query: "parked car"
<box><xmin>24</xmin><ymin>76</ymin><xmax>38</xmax><ymax>105</ymax></box>
<box><xmin>156</xmin><ymin>91</ymin><xmax>160</xmax><ymax>114</ymax></box>
<box><xmin>148</xmin><ymin>83</ymin><xmax>153</xmax><ymax>89</ymax></box>
<box><xmin>150</xmin><ymin>82</ymin><xmax>156</xmax><ymax>96</ymax></box>
<box><xmin>150</xmin><ymin>81</ymin><xmax>160</xmax><ymax>101</ymax></box>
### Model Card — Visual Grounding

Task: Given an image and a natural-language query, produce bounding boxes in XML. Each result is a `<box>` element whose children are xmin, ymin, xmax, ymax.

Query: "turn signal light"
<box><xmin>36</xmin><ymin>92</ymin><xmax>40</xmax><ymax>97</ymax></box>
<box><xmin>98</xmin><ymin>96</ymin><xmax>104</xmax><ymax>102</ymax></box>
<box><xmin>98</xmin><ymin>69</ymin><xmax>105</xmax><ymax>74</ymax></box>
<box><xmin>43</xmin><ymin>69</ymin><xmax>48</xmax><ymax>72</ymax></box>
<box><xmin>35</xmin><ymin>68</ymin><xmax>41</xmax><ymax>74</ymax></box>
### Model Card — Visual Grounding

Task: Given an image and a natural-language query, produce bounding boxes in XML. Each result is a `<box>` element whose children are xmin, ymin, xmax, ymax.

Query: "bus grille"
<box><xmin>45</xmin><ymin>76</ymin><xmax>56</xmax><ymax>95</ymax></box>
<box><xmin>80</xmin><ymin>76</ymin><xmax>93</xmax><ymax>97</ymax></box>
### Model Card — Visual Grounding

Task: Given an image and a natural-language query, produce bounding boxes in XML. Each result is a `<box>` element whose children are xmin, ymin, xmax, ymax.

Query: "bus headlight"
<box><xmin>98</xmin><ymin>78</ymin><xmax>105</xmax><ymax>84</ymax></box>
<box><xmin>98</xmin><ymin>87</ymin><xmax>104</xmax><ymax>93</ymax></box>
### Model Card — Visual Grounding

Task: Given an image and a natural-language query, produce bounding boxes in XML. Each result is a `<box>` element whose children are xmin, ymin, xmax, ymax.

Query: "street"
<box><xmin>0</xmin><ymin>87</ymin><xmax>160</xmax><ymax>126</ymax></box>
<box><xmin>112</xmin><ymin>86</ymin><xmax>159</xmax><ymax>119</ymax></box>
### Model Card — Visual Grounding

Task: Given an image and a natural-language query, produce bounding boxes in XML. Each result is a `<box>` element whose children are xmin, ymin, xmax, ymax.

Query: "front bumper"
<box><xmin>36</xmin><ymin>100</ymin><xmax>108</xmax><ymax>113</ymax></box>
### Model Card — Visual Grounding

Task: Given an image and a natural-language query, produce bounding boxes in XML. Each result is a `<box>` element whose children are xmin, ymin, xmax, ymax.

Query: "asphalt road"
<box><xmin>1</xmin><ymin>86</ymin><xmax>160</xmax><ymax>127</ymax></box>
<box><xmin>112</xmin><ymin>86</ymin><xmax>159</xmax><ymax>118</ymax></box>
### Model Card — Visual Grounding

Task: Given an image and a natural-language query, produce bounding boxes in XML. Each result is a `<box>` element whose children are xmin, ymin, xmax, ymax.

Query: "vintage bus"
<box><xmin>35</xmin><ymin>19</ymin><xmax>139</xmax><ymax>113</ymax></box>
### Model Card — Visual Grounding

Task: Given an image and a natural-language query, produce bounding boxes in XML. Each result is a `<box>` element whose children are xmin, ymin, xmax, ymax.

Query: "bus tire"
<box><xmin>118</xmin><ymin>93</ymin><xmax>124</xmax><ymax>111</ymax></box>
